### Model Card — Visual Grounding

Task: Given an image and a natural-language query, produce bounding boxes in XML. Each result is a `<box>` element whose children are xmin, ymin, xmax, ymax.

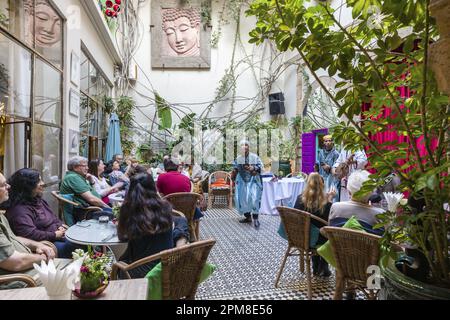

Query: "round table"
<box><xmin>259</xmin><ymin>177</ymin><xmax>306</xmax><ymax>215</ymax></box>
<box><xmin>108</xmin><ymin>192</ymin><xmax>125</xmax><ymax>206</ymax></box>
<box><xmin>65</xmin><ymin>220</ymin><xmax>123</xmax><ymax>246</ymax></box>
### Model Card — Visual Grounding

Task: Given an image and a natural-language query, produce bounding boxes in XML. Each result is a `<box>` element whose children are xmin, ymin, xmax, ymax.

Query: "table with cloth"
<box><xmin>259</xmin><ymin>177</ymin><xmax>306</xmax><ymax>215</ymax></box>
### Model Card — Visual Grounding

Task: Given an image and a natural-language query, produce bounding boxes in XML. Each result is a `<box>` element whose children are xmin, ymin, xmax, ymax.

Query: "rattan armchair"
<box><xmin>110</xmin><ymin>239</ymin><xmax>216</xmax><ymax>300</ymax></box>
<box><xmin>0</xmin><ymin>241</ymin><xmax>58</xmax><ymax>288</ymax></box>
<box><xmin>164</xmin><ymin>193</ymin><xmax>202</xmax><ymax>242</ymax></box>
<box><xmin>51</xmin><ymin>191</ymin><xmax>102</xmax><ymax>226</ymax></box>
<box><xmin>275</xmin><ymin>207</ymin><xmax>328</xmax><ymax>300</ymax></box>
<box><xmin>208</xmin><ymin>171</ymin><xmax>233</xmax><ymax>209</ymax></box>
<box><xmin>193</xmin><ymin>173</ymin><xmax>210</xmax><ymax>195</ymax></box>
<box><xmin>321</xmin><ymin>226</ymin><xmax>382</xmax><ymax>300</ymax></box>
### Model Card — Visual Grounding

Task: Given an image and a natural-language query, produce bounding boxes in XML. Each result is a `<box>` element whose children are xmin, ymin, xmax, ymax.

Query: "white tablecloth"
<box><xmin>259</xmin><ymin>177</ymin><xmax>305</xmax><ymax>215</ymax></box>
<box><xmin>108</xmin><ymin>192</ymin><xmax>125</xmax><ymax>206</ymax></box>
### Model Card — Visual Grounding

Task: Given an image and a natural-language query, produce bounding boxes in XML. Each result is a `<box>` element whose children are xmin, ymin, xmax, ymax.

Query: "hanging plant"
<box><xmin>155</xmin><ymin>93</ymin><xmax>173</xmax><ymax>130</ymax></box>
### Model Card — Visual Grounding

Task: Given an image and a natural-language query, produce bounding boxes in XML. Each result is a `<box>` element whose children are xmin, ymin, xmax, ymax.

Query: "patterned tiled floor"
<box><xmin>195</xmin><ymin>201</ymin><xmax>366</xmax><ymax>300</ymax></box>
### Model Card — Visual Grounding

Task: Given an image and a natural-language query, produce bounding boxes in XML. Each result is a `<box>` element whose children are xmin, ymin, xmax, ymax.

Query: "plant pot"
<box><xmin>429</xmin><ymin>0</ymin><xmax>450</xmax><ymax>35</ymax></box>
<box><xmin>379</xmin><ymin>257</ymin><xmax>450</xmax><ymax>300</ymax></box>
<box><xmin>429</xmin><ymin>38</ymin><xmax>450</xmax><ymax>95</ymax></box>
<box><xmin>73</xmin><ymin>283</ymin><xmax>108</xmax><ymax>299</ymax></box>
<box><xmin>278</xmin><ymin>160</ymin><xmax>292</xmax><ymax>177</ymax></box>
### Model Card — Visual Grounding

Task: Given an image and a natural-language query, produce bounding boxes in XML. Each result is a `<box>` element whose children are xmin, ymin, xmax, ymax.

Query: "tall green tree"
<box><xmin>247</xmin><ymin>0</ymin><xmax>449</xmax><ymax>286</ymax></box>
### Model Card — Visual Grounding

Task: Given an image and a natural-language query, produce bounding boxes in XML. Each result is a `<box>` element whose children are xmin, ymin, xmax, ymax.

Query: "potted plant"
<box><xmin>137</xmin><ymin>144</ymin><xmax>153</xmax><ymax>162</ymax></box>
<box><xmin>278</xmin><ymin>138</ymin><xmax>294</xmax><ymax>177</ymax></box>
<box><xmin>72</xmin><ymin>248</ymin><xmax>111</xmax><ymax>299</ymax></box>
<box><xmin>247</xmin><ymin>0</ymin><xmax>449</xmax><ymax>298</ymax></box>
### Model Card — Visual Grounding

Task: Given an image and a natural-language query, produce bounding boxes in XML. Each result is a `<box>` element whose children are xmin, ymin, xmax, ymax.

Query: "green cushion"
<box><xmin>277</xmin><ymin>222</ymin><xmax>320</xmax><ymax>248</ymax></box>
<box><xmin>317</xmin><ymin>216</ymin><xmax>365</xmax><ymax>267</ymax></box>
<box><xmin>145</xmin><ymin>262</ymin><xmax>216</xmax><ymax>300</ymax></box>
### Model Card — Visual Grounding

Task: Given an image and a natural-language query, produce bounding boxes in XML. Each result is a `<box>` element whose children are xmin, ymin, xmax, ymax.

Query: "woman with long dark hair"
<box><xmin>294</xmin><ymin>173</ymin><xmax>336</xmax><ymax>277</ymax></box>
<box><xmin>118</xmin><ymin>173</ymin><xmax>189</xmax><ymax>278</ymax></box>
<box><xmin>87</xmin><ymin>159</ymin><xmax>120</xmax><ymax>204</ymax></box>
<box><xmin>5</xmin><ymin>168</ymin><xmax>80</xmax><ymax>258</ymax></box>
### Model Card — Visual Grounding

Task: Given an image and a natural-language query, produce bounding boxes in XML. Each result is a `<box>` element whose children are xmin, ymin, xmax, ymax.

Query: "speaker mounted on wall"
<box><xmin>269</xmin><ymin>92</ymin><xmax>285</xmax><ymax>115</ymax></box>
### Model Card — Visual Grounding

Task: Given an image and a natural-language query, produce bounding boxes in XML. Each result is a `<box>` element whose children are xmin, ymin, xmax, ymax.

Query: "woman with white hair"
<box><xmin>231</xmin><ymin>140</ymin><xmax>263</xmax><ymax>229</ymax></box>
<box><xmin>328</xmin><ymin>170</ymin><xmax>384</xmax><ymax>234</ymax></box>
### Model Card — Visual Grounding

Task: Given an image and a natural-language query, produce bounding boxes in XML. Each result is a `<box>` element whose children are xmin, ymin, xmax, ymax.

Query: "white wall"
<box><xmin>130</xmin><ymin>0</ymin><xmax>300</xmax><ymax>133</ymax></box>
<box><xmin>130</xmin><ymin>0</ymin><xmax>353</xmax><ymax>140</ymax></box>
<box><xmin>52</xmin><ymin>0</ymin><xmax>117</xmax><ymax>166</ymax></box>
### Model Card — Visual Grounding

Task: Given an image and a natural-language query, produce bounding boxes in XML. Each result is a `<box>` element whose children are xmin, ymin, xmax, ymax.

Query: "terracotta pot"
<box><xmin>430</xmin><ymin>0</ymin><xmax>450</xmax><ymax>36</ymax></box>
<box><xmin>429</xmin><ymin>38</ymin><xmax>450</xmax><ymax>94</ymax></box>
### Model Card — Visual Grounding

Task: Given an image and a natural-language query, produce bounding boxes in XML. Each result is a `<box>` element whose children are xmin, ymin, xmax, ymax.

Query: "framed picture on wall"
<box><xmin>69</xmin><ymin>130</ymin><xmax>80</xmax><ymax>155</ymax></box>
<box><xmin>70</xmin><ymin>51</ymin><xmax>80</xmax><ymax>87</ymax></box>
<box><xmin>69</xmin><ymin>89</ymin><xmax>80</xmax><ymax>116</ymax></box>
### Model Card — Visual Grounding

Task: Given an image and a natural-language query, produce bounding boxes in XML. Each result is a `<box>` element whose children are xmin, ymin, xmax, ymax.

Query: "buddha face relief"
<box><xmin>24</xmin><ymin>0</ymin><xmax>62</xmax><ymax>48</ymax></box>
<box><xmin>35</xmin><ymin>1</ymin><xmax>61</xmax><ymax>48</ymax></box>
<box><xmin>162</xmin><ymin>9</ymin><xmax>200</xmax><ymax>57</ymax></box>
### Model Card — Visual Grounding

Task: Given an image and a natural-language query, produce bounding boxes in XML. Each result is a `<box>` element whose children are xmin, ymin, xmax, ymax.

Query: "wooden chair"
<box><xmin>321</xmin><ymin>226</ymin><xmax>382</xmax><ymax>300</ymax></box>
<box><xmin>164</xmin><ymin>193</ymin><xmax>202</xmax><ymax>242</ymax></box>
<box><xmin>208</xmin><ymin>171</ymin><xmax>233</xmax><ymax>209</ymax></box>
<box><xmin>51</xmin><ymin>191</ymin><xmax>102</xmax><ymax>226</ymax></box>
<box><xmin>193</xmin><ymin>173</ymin><xmax>210</xmax><ymax>195</ymax></box>
<box><xmin>0</xmin><ymin>241</ymin><xmax>58</xmax><ymax>288</ymax></box>
<box><xmin>275</xmin><ymin>207</ymin><xmax>328</xmax><ymax>300</ymax></box>
<box><xmin>110</xmin><ymin>239</ymin><xmax>216</xmax><ymax>300</ymax></box>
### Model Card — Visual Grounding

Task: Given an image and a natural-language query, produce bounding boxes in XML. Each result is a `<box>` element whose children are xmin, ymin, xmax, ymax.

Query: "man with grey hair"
<box><xmin>60</xmin><ymin>156</ymin><xmax>111</xmax><ymax>223</ymax></box>
<box><xmin>328</xmin><ymin>170</ymin><xmax>384</xmax><ymax>234</ymax></box>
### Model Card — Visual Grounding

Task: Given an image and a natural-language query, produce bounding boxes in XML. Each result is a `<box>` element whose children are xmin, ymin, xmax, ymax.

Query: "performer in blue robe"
<box><xmin>232</xmin><ymin>140</ymin><xmax>263</xmax><ymax>229</ymax></box>
<box><xmin>316</xmin><ymin>135</ymin><xmax>340</xmax><ymax>200</ymax></box>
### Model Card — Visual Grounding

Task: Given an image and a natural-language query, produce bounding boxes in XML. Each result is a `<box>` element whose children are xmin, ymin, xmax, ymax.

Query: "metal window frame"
<box><xmin>0</xmin><ymin>0</ymin><xmax>64</xmax><ymax>188</ymax></box>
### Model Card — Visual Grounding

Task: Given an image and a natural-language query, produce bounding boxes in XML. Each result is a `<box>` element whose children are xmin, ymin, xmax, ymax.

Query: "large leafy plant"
<box><xmin>247</xmin><ymin>0</ymin><xmax>449</xmax><ymax>287</ymax></box>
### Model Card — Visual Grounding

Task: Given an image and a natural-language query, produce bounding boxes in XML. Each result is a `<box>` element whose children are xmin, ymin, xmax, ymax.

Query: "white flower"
<box><xmin>399</xmin><ymin>198</ymin><xmax>408</xmax><ymax>206</ymax></box>
<box><xmin>366</xmin><ymin>6</ymin><xmax>386</xmax><ymax>30</ymax></box>
<box><xmin>383</xmin><ymin>192</ymin><xmax>404</xmax><ymax>212</ymax></box>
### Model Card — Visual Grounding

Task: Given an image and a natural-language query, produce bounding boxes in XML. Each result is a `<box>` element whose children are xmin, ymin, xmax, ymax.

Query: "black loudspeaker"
<box><xmin>269</xmin><ymin>92</ymin><xmax>285</xmax><ymax>115</ymax></box>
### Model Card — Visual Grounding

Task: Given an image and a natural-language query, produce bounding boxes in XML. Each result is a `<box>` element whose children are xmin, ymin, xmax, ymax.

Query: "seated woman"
<box><xmin>329</xmin><ymin>170</ymin><xmax>385</xmax><ymax>235</ymax></box>
<box><xmin>5</xmin><ymin>169</ymin><xmax>81</xmax><ymax>259</ymax></box>
<box><xmin>87</xmin><ymin>159</ymin><xmax>120</xmax><ymax>204</ymax></box>
<box><xmin>117</xmin><ymin>173</ymin><xmax>190</xmax><ymax>279</ymax></box>
<box><xmin>109</xmin><ymin>160</ymin><xmax>129</xmax><ymax>190</ymax></box>
<box><xmin>294</xmin><ymin>173</ymin><xmax>336</xmax><ymax>277</ymax></box>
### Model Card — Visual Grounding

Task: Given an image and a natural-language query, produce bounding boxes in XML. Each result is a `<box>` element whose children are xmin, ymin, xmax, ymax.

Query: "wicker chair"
<box><xmin>193</xmin><ymin>173</ymin><xmax>210</xmax><ymax>195</ymax></box>
<box><xmin>275</xmin><ymin>207</ymin><xmax>328</xmax><ymax>300</ymax></box>
<box><xmin>110</xmin><ymin>239</ymin><xmax>216</xmax><ymax>299</ymax></box>
<box><xmin>321</xmin><ymin>226</ymin><xmax>382</xmax><ymax>300</ymax></box>
<box><xmin>51</xmin><ymin>191</ymin><xmax>102</xmax><ymax>226</ymax></box>
<box><xmin>164</xmin><ymin>193</ymin><xmax>202</xmax><ymax>242</ymax></box>
<box><xmin>208</xmin><ymin>171</ymin><xmax>233</xmax><ymax>209</ymax></box>
<box><xmin>0</xmin><ymin>241</ymin><xmax>58</xmax><ymax>288</ymax></box>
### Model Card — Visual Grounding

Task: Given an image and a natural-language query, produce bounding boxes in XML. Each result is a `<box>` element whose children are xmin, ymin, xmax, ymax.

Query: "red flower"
<box><xmin>80</xmin><ymin>266</ymin><xmax>90</xmax><ymax>273</ymax></box>
<box><xmin>115</xmin><ymin>0</ymin><xmax>122</xmax><ymax>5</ymax></box>
<box><xmin>106</xmin><ymin>0</ymin><xmax>113</xmax><ymax>8</ymax></box>
<box><xmin>113</xmin><ymin>4</ymin><xmax>121</xmax><ymax>12</ymax></box>
<box><xmin>105</xmin><ymin>9</ymin><xmax>113</xmax><ymax>17</ymax></box>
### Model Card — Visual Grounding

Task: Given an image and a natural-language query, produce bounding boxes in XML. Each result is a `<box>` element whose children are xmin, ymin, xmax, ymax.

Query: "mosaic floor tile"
<box><xmin>195</xmin><ymin>207</ymin><xmax>367</xmax><ymax>300</ymax></box>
